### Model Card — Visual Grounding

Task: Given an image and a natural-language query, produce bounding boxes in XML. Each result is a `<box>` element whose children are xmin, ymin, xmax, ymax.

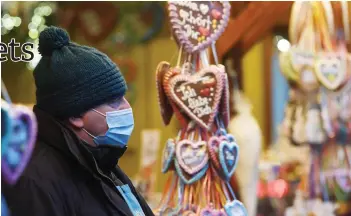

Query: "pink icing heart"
<box><xmin>2</xmin><ymin>105</ymin><xmax>37</xmax><ymax>185</ymax></box>
<box><xmin>168</xmin><ymin>66</ymin><xmax>224</xmax><ymax>130</ymax></box>
<box><xmin>176</xmin><ymin>139</ymin><xmax>209</xmax><ymax>175</ymax></box>
<box><xmin>211</xmin><ymin>9</ymin><xmax>222</xmax><ymax>19</ymax></box>
<box><xmin>168</xmin><ymin>1</ymin><xmax>231</xmax><ymax>53</ymax></box>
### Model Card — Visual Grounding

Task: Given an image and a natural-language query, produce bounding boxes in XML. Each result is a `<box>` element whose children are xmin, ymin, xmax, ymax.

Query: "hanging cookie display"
<box><xmin>280</xmin><ymin>1</ymin><xmax>351</xmax><ymax>213</ymax></box>
<box><xmin>154</xmin><ymin>1</ymin><xmax>247</xmax><ymax>215</ymax></box>
<box><xmin>1</xmin><ymin>82</ymin><xmax>38</xmax><ymax>216</ymax></box>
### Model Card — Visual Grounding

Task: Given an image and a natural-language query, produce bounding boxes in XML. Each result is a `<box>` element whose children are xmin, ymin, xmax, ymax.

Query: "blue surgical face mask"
<box><xmin>83</xmin><ymin>108</ymin><xmax>134</xmax><ymax>148</ymax></box>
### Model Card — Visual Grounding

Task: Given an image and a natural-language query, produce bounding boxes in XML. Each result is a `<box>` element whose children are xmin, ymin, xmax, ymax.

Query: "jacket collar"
<box><xmin>33</xmin><ymin>106</ymin><xmax>92</xmax><ymax>168</ymax></box>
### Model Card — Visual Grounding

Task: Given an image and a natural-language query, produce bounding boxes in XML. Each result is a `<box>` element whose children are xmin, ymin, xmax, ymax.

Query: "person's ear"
<box><xmin>68</xmin><ymin>116</ymin><xmax>84</xmax><ymax>129</ymax></box>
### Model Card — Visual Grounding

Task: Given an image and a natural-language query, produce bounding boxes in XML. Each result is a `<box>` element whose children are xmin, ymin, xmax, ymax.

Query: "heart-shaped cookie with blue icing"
<box><xmin>224</xmin><ymin>200</ymin><xmax>248</xmax><ymax>216</ymax></box>
<box><xmin>314</xmin><ymin>53</ymin><xmax>348</xmax><ymax>90</ymax></box>
<box><xmin>161</xmin><ymin>138</ymin><xmax>176</xmax><ymax>173</ymax></box>
<box><xmin>2</xmin><ymin>105</ymin><xmax>37</xmax><ymax>185</ymax></box>
<box><xmin>1</xmin><ymin>100</ymin><xmax>12</xmax><ymax>157</ymax></box>
<box><xmin>175</xmin><ymin>159</ymin><xmax>208</xmax><ymax>185</ymax></box>
<box><xmin>219</xmin><ymin>140</ymin><xmax>239</xmax><ymax>180</ymax></box>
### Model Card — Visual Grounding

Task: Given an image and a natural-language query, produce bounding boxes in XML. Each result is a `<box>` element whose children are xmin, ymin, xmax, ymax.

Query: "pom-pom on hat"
<box><xmin>34</xmin><ymin>26</ymin><xmax>127</xmax><ymax>119</ymax></box>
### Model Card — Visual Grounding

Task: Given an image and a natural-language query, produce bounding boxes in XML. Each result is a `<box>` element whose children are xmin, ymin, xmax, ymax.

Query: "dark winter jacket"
<box><xmin>2</xmin><ymin>106</ymin><xmax>154</xmax><ymax>216</ymax></box>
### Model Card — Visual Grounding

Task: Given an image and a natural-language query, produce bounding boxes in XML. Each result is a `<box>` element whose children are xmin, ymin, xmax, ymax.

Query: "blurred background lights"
<box><xmin>1</xmin><ymin>13</ymin><xmax>23</xmax><ymax>34</ymax></box>
<box><xmin>29</xmin><ymin>29</ymin><xmax>39</xmax><ymax>39</ymax></box>
<box><xmin>14</xmin><ymin>17</ymin><xmax>22</xmax><ymax>27</ymax></box>
<box><xmin>28</xmin><ymin>22</ymin><xmax>38</xmax><ymax>30</ymax></box>
<box><xmin>27</xmin><ymin>43</ymin><xmax>42</xmax><ymax>70</ymax></box>
<box><xmin>3</xmin><ymin>16</ymin><xmax>15</xmax><ymax>30</ymax></box>
<box><xmin>277</xmin><ymin>38</ymin><xmax>291</xmax><ymax>52</ymax></box>
<box><xmin>32</xmin><ymin>15</ymin><xmax>43</xmax><ymax>25</ymax></box>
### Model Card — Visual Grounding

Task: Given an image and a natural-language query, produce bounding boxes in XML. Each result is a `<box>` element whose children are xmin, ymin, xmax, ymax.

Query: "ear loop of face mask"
<box><xmin>82</xmin><ymin>109</ymin><xmax>107</xmax><ymax>139</ymax></box>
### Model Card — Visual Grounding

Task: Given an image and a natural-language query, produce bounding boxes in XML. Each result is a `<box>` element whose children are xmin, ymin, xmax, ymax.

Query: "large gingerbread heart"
<box><xmin>2</xmin><ymin>105</ymin><xmax>37</xmax><ymax>185</ymax></box>
<box><xmin>176</xmin><ymin>140</ymin><xmax>209</xmax><ymax>175</ymax></box>
<box><xmin>314</xmin><ymin>53</ymin><xmax>347</xmax><ymax>91</ymax></box>
<box><xmin>219</xmin><ymin>140</ymin><xmax>239</xmax><ymax>180</ymax></box>
<box><xmin>168</xmin><ymin>1</ymin><xmax>231</xmax><ymax>53</ymax></box>
<box><xmin>168</xmin><ymin>66</ymin><xmax>224</xmax><ymax>130</ymax></box>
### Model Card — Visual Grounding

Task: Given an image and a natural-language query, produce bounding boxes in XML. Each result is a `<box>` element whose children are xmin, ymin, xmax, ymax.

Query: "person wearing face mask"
<box><xmin>2</xmin><ymin>26</ymin><xmax>154</xmax><ymax>216</ymax></box>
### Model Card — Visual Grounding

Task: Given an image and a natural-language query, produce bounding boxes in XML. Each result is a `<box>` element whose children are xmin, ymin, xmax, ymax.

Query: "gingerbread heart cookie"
<box><xmin>167</xmin><ymin>66</ymin><xmax>224</xmax><ymax>130</ymax></box>
<box><xmin>168</xmin><ymin>1</ymin><xmax>231</xmax><ymax>53</ymax></box>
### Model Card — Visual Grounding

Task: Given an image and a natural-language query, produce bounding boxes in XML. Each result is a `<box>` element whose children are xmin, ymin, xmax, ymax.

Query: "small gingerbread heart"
<box><xmin>161</xmin><ymin>138</ymin><xmax>176</xmax><ymax>173</ymax></box>
<box><xmin>176</xmin><ymin>140</ymin><xmax>209</xmax><ymax>175</ymax></box>
<box><xmin>219</xmin><ymin>140</ymin><xmax>239</xmax><ymax>180</ymax></box>
<box><xmin>224</xmin><ymin>200</ymin><xmax>248</xmax><ymax>216</ymax></box>
<box><xmin>314</xmin><ymin>53</ymin><xmax>348</xmax><ymax>91</ymax></box>
<box><xmin>2</xmin><ymin>105</ymin><xmax>37</xmax><ymax>185</ymax></box>
<box><xmin>175</xmin><ymin>159</ymin><xmax>208</xmax><ymax>185</ymax></box>
<box><xmin>1</xmin><ymin>100</ymin><xmax>12</xmax><ymax>157</ymax></box>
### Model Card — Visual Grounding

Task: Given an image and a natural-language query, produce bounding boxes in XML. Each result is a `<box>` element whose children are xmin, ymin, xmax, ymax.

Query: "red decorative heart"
<box><xmin>198</xmin><ymin>27</ymin><xmax>210</xmax><ymax>37</ymax></box>
<box><xmin>211</xmin><ymin>9</ymin><xmax>222</xmax><ymax>19</ymax></box>
<box><xmin>75</xmin><ymin>2</ymin><xmax>119</xmax><ymax>44</ymax></box>
<box><xmin>167</xmin><ymin>66</ymin><xmax>224</xmax><ymax>130</ymax></box>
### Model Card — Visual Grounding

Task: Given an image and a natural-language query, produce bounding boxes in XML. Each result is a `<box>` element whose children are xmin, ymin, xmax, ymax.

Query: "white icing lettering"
<box><xmin>176</xmin><ymin>83</ymin><xmax>213</xmax><ymax>118</ymax></box>
<box><xmin>173</xmin><ymin>1</ymin><xmax>199</xmax><ymax>11</ymax></box>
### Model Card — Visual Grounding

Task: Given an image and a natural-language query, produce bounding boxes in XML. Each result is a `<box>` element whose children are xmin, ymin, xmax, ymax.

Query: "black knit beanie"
<box><xmin>33</xmin><ymin>26</ymin><xmax>127</xmax><ymax>119</ymax></box>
